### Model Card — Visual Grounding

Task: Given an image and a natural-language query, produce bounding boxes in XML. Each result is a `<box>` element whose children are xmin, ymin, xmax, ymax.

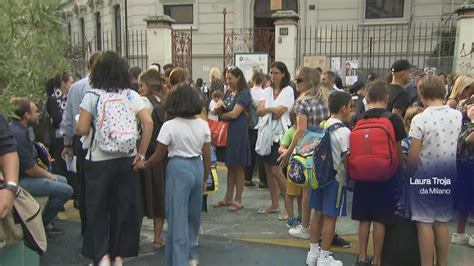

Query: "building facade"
<box><xmin>58</xmin><ymin>0</ymin><xmax>464</xmax><ymax>82</ymax></box>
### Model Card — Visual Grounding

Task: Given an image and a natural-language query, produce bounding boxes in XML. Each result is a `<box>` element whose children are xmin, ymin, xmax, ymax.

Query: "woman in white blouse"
<box><xmin>256</xmin><ymin>61</ymin><xmax>295</xmax><ymax>218</ymax></box>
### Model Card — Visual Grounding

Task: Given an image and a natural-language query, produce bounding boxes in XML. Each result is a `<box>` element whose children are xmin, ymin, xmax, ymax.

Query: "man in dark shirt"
<box><xmin>9</xmin><ymin>98</ymin><xmax>72</xmax><ymax>235</ymax></box>
<box><xmin>0</xmin><ymin>113</ymin><xmax>20</xmax><ymax>219</ymax></box>
<box><xmin>386</xmin><ymin>59</ymin><xmax>412</xmax><ymax>117</ymax></box>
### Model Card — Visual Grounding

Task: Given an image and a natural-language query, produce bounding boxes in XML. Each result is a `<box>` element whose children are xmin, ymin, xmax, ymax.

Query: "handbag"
<box><xmin>0</xmin><ymin>186</ymin><xmax>47</xmax><ymax>254</ymax></box>
<box><xmin>208</xmin><ymin>120</ymin><xmax>228</xmax><ymax>147</ymax></box>
<box><xmin>0</xmin><ymin>210</ymin><xmax>23</xmax><ymax>250</ymax></box>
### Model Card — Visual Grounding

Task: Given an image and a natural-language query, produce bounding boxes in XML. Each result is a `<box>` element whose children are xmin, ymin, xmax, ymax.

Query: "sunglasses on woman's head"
<box><xmin>295</xmin><ymin>78</ymin><xmax>304</xmax><ymax>83</ymax></box>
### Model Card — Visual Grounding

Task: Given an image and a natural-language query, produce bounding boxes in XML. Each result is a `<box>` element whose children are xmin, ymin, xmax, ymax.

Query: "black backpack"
<box><xmin>146</xmin><ymin>95</ymin><xmax>165</xmax><ymax>156</ymax></box>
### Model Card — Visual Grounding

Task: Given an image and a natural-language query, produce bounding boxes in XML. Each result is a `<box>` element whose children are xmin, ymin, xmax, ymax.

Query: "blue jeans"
<box><xmin>165</xmin><ymin>157</ymin><xmax>203</xmax><ymax>266</ymax></box>
<box><xmin>19</xmin><ymin>175</ymin><xmax>73</xmax><ymax>226</ymax></box>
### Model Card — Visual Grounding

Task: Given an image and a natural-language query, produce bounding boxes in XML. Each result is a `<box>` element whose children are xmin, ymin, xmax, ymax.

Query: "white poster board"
<box><xmin>331</xmin><ymin>57</ymin><xmax>342</xmax><ymax>77</ymax></box>
<box><xmin>234</xmin><ymin>53</ymin><xmax>270</xmax><ymax>82</ymax></box>
<box><xmin>345</xmin><ymin>60</ymin><xmax>359</xmax><ymax>86</ymax></box>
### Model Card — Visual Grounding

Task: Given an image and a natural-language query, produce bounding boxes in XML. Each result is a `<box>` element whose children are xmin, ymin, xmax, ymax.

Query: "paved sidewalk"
<box><xmin>41</xmin><ymin>164</ymin><xmax>474</xmax><ymax>265</ymax></box>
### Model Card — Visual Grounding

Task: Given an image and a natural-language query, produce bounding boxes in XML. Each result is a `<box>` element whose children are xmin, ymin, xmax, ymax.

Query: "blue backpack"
<box><xmin>287</xmin><ymin>130</ymin><xmax>325</xmax><ymax>189</ymax></box>
<box><xmin>312</xmin><ymin>122</ymin><xmax>346</xmax><ymax>189</ymax></box>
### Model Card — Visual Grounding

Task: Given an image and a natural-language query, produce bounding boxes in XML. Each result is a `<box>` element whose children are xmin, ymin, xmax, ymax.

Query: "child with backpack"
<box><xmin>278</xmin><ymin>110</ymin><xmax>302</xmax><ymax>228</ymax></box>
<box><xmin>134</xmin><ymin>84</ymin><xmax>211</xmax><ymax>266</ymax></box>
<box><xmin>349</xmin><ymin>81</ymin><xmax>406</xmax><ymax>266</ymax></box>
<box><xmin>406</xmin><ymin>76</ymin><xmax>462</xmax><ymax>266</ymax></box>
<box><xmin>305</xmin><ymin>91</ymin><xmax>353</xmax><ymax>266</ymax></box>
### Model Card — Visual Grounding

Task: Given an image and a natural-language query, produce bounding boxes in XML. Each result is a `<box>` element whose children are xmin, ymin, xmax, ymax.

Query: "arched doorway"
<box><xmin>254</xmin><ymin>0</ymin><xmax>298</xmax><ymax>28</ymax></box>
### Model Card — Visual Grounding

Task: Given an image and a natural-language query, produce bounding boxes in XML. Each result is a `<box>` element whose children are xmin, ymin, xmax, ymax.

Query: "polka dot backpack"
<box><xmin>91</xmin><ymin>89</ymin><xmax>138</xmax><ymax>154</ymax></box>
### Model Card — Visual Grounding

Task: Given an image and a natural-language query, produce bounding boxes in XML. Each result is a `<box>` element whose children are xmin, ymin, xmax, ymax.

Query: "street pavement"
<box><xmin>41</xmin><ymin>164</ymin><xmax>474</xmax><ymax>265</ymax></box>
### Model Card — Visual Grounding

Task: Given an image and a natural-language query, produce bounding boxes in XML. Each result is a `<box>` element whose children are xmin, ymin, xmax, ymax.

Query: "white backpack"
<box><xmin>91</xmin><ymin>89</ymin><xmax>138</xmax><ymax>154</ymax></box>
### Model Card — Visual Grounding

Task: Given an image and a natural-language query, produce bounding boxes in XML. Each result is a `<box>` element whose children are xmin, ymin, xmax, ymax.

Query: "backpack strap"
<box><xmin>380</xmin><ymin>111</ymin><xmax>395</xmax><ymax>120</ymax></box>
<box><xmin>146</xmin><ymin>95</ymin><xmax>165</xmax><ymax>123</ymax></box>
<box><xmin>327</xmin><ymin>122</ymin><xmax>346</xmax><ymax>132</ymax></box>
<box><xmin>85</xmin><ymin>90</ymin><xmax>100</xmax><ymax>161</ymax></box>
<box><xmin>327</xmin><ymin>121</ymin><xmax>348</xmax><ymax>197</ymax></box>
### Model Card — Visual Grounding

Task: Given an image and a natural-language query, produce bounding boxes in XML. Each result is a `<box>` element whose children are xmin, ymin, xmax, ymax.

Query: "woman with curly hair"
<box><xmin>76</xmin><ymin>50</ymin><xmax>153</xmax><ymax>266</ymax></box>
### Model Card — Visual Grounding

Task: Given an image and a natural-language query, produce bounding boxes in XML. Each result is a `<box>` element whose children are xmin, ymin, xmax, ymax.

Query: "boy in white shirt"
<box><xmin>307</xmin><ymin>91</ymin><xmax>353</xmax><ymax>266</ymax></box>
<box><xmin>407</xmin><ymin>75</ymin><xmax>462</xmax><ymax>266</ymax></box>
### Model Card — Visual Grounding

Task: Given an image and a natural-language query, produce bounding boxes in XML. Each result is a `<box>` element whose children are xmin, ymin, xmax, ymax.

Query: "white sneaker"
<box><xmin>96</xmin><ymin>255</ymin><xmax>111</xmax><ymax>266</ymax></box>
<box><xmin>451</xmin><ymin>233</ymin><xmax>470</xmax><ymax>245</ymax></box>
<box><xmin>289</xmin><ymin>225</ymin><xmax>310</xmax><ymax>239</ymax></box>
<box><xmin>306</xmin><ymin>250</ymin><xmax>320</xmax><ymax>266</ymax></box>
<box><xmin>469</xmin><ymin>235</ymin><xmax>474</xmax><ymax>247</ymax></box>
<box><xmin>188</xmin><ymin>259</ymin><xmax>199</xmax><ymax>266</ymax></box>
<box><xmin>317</xmin><ymin>255</ymin><xmax>343</xmax><ymax>266</ymax></box>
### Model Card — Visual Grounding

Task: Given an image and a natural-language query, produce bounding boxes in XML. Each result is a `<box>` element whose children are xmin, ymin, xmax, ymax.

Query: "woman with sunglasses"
<box><xmin>256</xmin><ymin>61</ymin><xmax>294</xmax><ymax>218</ymax></box>
<box><xmin>279</xmin><ymin>66</ymin><xmax>330</xmax><ymax>244</ymax></box>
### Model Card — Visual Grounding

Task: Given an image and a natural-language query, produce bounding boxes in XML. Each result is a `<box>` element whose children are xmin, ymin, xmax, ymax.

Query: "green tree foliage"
<box><xmin>0</xmin><ymin>0</ymin><xmax>70</xmax><ymax>115</ymax></box>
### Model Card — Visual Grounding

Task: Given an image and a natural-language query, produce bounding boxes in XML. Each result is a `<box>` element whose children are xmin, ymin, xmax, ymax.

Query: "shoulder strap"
<box><xmin>380</xmin><ymin>111</ymin><xmax>395</xmax><ymax>120</ymax></box>
<box><xmin>146</xmin><ymin>95</ymin><xmax>165</xmax><ymax>123</ymax></box>
<box><xmin>327</xmin><ymin>122</ymin><xmax>345</xmax><ymax>132</ymax></box>
<box><xmin>88</xmin><ymin>90</ymin><xmax>101</xmax><ymax>161</ymax></box>
<box><xmin>146</xmin><ymin>94</ymin><xmax>159</xmax><ymax>107</ymax></box>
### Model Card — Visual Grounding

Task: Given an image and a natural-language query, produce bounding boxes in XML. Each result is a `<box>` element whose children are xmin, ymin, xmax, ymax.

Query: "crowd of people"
<box><xmin>0</xmin><ymin>50</ymin><xmax>473</xmax><ymax>266</ymax></box>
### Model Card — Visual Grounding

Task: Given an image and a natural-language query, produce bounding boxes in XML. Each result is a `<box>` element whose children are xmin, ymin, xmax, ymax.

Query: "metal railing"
<box><xmin>297</xmin><ymin>21</ymin><xmax>456</xmax><ymax>80</ymax></box>
<box><xmin>68</xmin><ymin>29</ymin><xmax>148</xmax><ymax>78</ymax></box>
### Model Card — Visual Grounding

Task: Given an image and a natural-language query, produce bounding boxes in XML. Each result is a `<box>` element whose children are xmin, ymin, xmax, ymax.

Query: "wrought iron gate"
<box><xmin>172</xmin><ymin>28</ymin><xmax>193</xmax><ymax>78</ymax></box>
<box><xmin>224</xmin><ymin>27</ymin><xmax>275</xmax><ymax>70</ymax></box>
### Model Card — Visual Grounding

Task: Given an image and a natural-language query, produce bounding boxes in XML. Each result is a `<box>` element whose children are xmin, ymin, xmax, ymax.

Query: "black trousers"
<box><xmin>73</xmin><ymin>135</ymin><xmax>87</xmax><ymax>235</ymax></box>
<box><xmin>81</xmin><ymin>157</ymin><xmax>140</xmax><ymax>262</ymax></box>
<box><xmin>245</xmin><ymin>129</ymin><xmax>267</xmax><ymax>185</ymax></box>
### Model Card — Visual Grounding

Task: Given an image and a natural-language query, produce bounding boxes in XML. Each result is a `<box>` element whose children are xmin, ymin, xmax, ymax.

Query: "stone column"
<box><xmin>144</xmin><ymin>15</ymin><xmax>175</xmax><ymax>67</ymax></box>
<box><xmin>453</xmin><ymin>2</ymin><xmax>474</xmax><ymax>76</ymax></box>
<box><xmin>272</xmin><ymin>10</ymin><xmax>300</xmax><ymax>78</ymax></box>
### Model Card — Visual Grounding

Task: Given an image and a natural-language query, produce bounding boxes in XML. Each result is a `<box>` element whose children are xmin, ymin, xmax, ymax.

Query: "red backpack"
<box><xmin>348</xmin><ymin>113</ymin><xmax>399</xmax><ymax>182</ymax></box>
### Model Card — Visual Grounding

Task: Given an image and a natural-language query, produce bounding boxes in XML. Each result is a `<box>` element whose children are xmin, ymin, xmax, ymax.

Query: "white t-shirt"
<box><xmin>157</xmin><ymin>117</ymin><xmax>211</xmax><ymax>158</ymax></box>
<box><xmin>80</xmin><ymin>89</ymin><xmax>145</xmax><ymax>161</ymax></box>
<box><xmin>327</xmin><ymin>118</ymin><xmax>351</xmax><ymax>183</ymax></box>
<box><xmin>208</xmin><ymin>99</ymin><xmax>219</xmax><ymax>121</ymax></box>
<box><xmin>408</xmin><ymin>105</ymin><xmax>462</xmax><ymax>178</ymax></box>
<box><xmin>260</xmin><ymin>85</ymin><xmax>295</xmax><ymax>126</ymax></box>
